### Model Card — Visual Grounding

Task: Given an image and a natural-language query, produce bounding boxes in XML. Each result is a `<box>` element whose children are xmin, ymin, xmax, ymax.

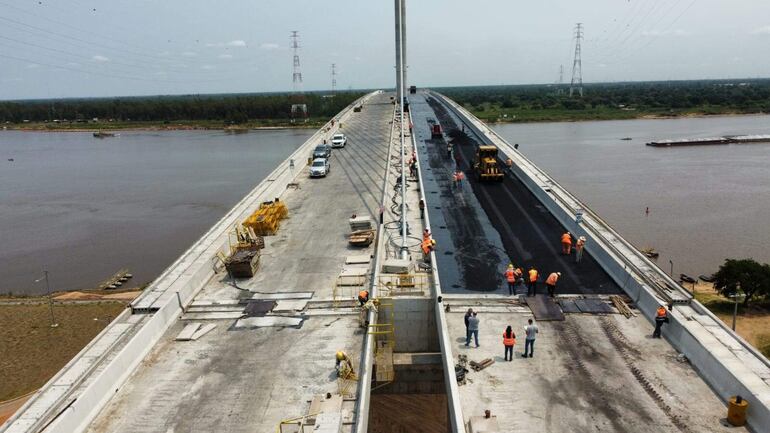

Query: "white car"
<box><xmin>330</xmin><ymin>133</ymin><xmax>347</xmax><ymax>148</ymax></box>
<box><xmin>309</xmin><ymin>158</ymin><xmax>330</xmax><ymax>177</ymax></box>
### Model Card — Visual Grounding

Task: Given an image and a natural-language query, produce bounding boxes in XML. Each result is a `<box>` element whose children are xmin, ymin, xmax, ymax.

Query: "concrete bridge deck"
<box><xmin>3</xmin><ymin>91</ymin><xmax>769</xmax><ymax>433</ymax></box>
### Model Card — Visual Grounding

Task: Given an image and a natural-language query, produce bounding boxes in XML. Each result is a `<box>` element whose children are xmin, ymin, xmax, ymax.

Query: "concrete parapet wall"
<box><xmin>391</xmin><ymin>297</ymin><xmax>439</xmax><ymax>353</ymax></box>
<box><xmin>431</xmin><ymin>91</ymin><xmax>770</xmax><ymax>431</ymax></box>
<box><xmin>3</xmin><ymin>92</ymin><xmax>380</xmax><ymax>433</ymax></box>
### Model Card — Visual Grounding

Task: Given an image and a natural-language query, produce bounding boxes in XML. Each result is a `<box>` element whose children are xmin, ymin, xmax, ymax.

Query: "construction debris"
<box><xmin>470</xmin><ymin>358</ymin><xmax>495</xmax><ymax>372</ymax></box>
<box><xmin>610</xmin><ymin>295</ymin><xmax>636</xmax><ymax>318</ymax></box>
<box><xmin>348</xmin><ymin>229</ymin><xmax>375</xmax><ymax>247</ymax></box>
<box><xmin>243</xmin><ymin>200</ymin><xmax>289</xmax><ymax>236</ymax></box>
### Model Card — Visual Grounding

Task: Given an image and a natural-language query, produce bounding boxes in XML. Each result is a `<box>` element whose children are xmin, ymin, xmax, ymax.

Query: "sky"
<box><xmin>1</xmin><ymin>0</ymin><xmax>770</xmax><ymax>99</ymax></box>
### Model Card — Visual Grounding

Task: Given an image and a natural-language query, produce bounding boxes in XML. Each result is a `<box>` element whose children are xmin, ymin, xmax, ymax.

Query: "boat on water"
<box><xmin>93</xmin><ymin>131</ymin><xmax>116</xmax><ymax>138</ymax></box>
<box><xmin>620</xmin><ymin>137</ymin><xmax>632</xmax><ymax>141</ymax></box>
<box><xmin>647</xmin><ymin>134</ymin><xmax>770</xmax><ymax>147</ymax></box>
<box><xmin>699</xmin><ymin>274</ymin><xmax>716</xmax><ymax>283</ymax></box>
<box><xmin>680</xmin><ymin>273</ymin><xmax>697</xmax><ymax>284</ymax></box>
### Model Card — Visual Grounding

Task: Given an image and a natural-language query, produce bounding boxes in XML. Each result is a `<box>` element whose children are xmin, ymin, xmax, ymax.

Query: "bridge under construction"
<box><xmin>3</xmin><ymin>1</ymin><xmax>769</xmax><ymax>433</ymax></box>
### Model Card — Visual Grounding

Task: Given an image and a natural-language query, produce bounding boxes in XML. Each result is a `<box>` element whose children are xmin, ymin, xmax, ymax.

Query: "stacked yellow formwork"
<box><xmin>243</xmin><ymin>200</ymin><xmax>288</xmax><ymax>236</ymax></box>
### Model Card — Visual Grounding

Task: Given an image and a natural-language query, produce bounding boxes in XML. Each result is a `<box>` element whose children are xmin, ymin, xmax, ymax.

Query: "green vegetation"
<box><xmin>0</xmin><ymin>91</ymin><xmax>364</xmax><ymax>129</ymax></box>
<box><xmin>435</xmin><ymin>79</ymin><xmax>770</xmax><ymax>123</ymax></box>
<box><xmin>712</xmin><ymin>258</ymin><xmax>770</xmax><ymax>307</ymax></box>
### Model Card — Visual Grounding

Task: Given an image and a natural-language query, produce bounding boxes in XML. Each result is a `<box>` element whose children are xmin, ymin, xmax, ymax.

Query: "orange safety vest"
<box><xmin>657</xmin><ymin>307</ymin><xmax>667</xmax><ymax>317</ymax></box>
<box><xmin>358</xmin><ymin>290</ymin><xmax>368</xmax><ymax>299</ymax></box>
<box><xmin>561</xmin><ymin>233</ymin><xmax>572</xmax><ymax>244</ymax></box>
<box><xmin>546</xmin><ymin>272</ymin><xmax>559</xmax><ymax>286</ymax></box>
<box><xmin>423</xmin><ymin>231</ymin><xmax>431</xmax><ymax>242</ymax></box>
<box><xmin>502</xmin><ymin>331</ymin><xmax>516</xmax><ymax>347</ymax></box>
<box><xmin>528</xmin><ymin>269</ymin><xmax>538</xmax><ymax>282</ymax></box>
<box><xmin>421</xmin><ymin>239</ymin><xmax>432</xmax><ymax>254</ymax></box>
<box><xmin>505</xmin><ymin>269</ymin><xmax>515</xmax><ymax>283</ymax></box>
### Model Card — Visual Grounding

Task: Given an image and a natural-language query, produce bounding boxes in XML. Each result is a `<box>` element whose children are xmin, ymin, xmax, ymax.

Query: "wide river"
<box><xmin>0</xmin><ymin>129</ymin><xmax>312</xmax><ymax>295</ymax></box>
<box><xmin>493</xmin><ymin>114</ymin><xmax>770</xmax><ymax>280</ymax></box>
<box><xmin>2</xmin><ymin>115</ymin><xmax>768</xmax><ymax>294</ymax></box>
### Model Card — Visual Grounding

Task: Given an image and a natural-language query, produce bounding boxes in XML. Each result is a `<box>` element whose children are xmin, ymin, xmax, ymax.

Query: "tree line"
<box><xmin>436</xmin><ymin>79</ymin><xmax>770</xmax><ymax>115</ymax></box>
<box><xmin>0</xmin><ymin>91</ymin><xmax>364</xmax><ymax>124</ymax></box>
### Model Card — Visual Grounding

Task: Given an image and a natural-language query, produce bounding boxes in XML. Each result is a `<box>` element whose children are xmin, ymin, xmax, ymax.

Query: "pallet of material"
<box><xmin>349</xmin><ymin>216</ymin><xmax>373</xmax><ymax>231</ymax></box>
<box><xmin>348</xmin><ymin>229</ymin><xmax>375</xmax><ymax>247</ymax></box>
<box><xmin>225</xmin><ymin>249</ymin><xmax>260</xmax><ymax>278</ymax></box>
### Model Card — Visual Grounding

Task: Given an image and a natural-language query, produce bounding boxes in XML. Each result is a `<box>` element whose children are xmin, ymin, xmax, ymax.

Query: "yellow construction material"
<box><xmin>369</xmin><ymin>298</ymin><xmax>395</xmax><ymax>385</ymax></box>
<box><xmin>378</xmin><ymin>274</ymin><xmax>428</xmax><ymax>296</ymax></box>
<box><xmin>243</xmin><ymin>201</ymin><xmax>289</xmax><ymax>236</ymax></box>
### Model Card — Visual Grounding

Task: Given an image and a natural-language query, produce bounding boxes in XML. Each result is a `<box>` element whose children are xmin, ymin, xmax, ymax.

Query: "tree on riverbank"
<box><xmin>712</xmin><ymin>258</ymin><xmax>770</xmax><ymax>307</ymax></box>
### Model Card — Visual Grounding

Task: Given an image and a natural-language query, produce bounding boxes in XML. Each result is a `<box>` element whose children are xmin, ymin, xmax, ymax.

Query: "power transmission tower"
<box><xmin>331</xmin><ymin>63</ymin><xmax>337</xmax><ymax>96</ymax></box>
<box><xmin>290</xmin><ymin>30</ymin><xmax>307</xmax><ymax>122</ymax></box>
<box><xmin>556</xmin><ymin>65</ymin><xmax>564</xmax><ymax>95</ymax></box>
<box><xmin>570</xmin><ymin>23</ymin><xmax>584</xmax><ymax>97</ymax></box>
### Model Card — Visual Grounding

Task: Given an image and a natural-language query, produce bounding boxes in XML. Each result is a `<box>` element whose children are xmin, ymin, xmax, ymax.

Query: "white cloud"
<box><xmin>181</xmin><ymin>51</ymin><xmax>197</xmax><ymax>57</ymax></box>
<box><xmin>218</xmin><ymin>53</ymin><xmax>233</xmax><ymax>59</ymax></box>
<box><xmin>751</xmin><ymin>25</ymin><xmax>770</xmax><ymax>35</ymax></box>
<box><xmin>206</xmin><ymin>40</ymin><xmax>247</xmax><ymax>48</ymax></box>
<box><xmin>259</xmin><ymin>42</ymin><xmax>279</xmax><ymax>50</ymax></box>
<box><xmin>92</xmin><ymin>55</ymin><xmax>110</xmax><ymax>62</ymax></box>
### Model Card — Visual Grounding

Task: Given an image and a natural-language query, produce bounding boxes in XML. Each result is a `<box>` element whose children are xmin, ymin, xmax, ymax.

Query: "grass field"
<box><xmin>0</xmin><ymin>301</ymin><xmax>128</xmax><ymax>402</ymax></box>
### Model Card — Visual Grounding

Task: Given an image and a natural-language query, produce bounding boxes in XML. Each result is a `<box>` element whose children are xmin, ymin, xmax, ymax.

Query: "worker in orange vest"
<box><xmin>653</xmin><ymin>305</ymin><xmax>669</xmax><ymax>338</ymax></box>
<box><xmin>545</xmin><ymin>272</ymin><xmax>561</xmax><ymax>297</ymax></box>
<box><xmin>423</xmin><ymin>229</ymin><xmax>432</xmax><ymax>242</ymax></box>
<box><xmin>421</xmin><ymin>238</ymin><xmax>436</xmax><ymax>263</ymax></box>
<box><xmin>504</xmin><ymin>264</ymin><xmax>517</xmax><ymax>295</ymax></box>
<box><xmin>527</xmin><ymin>267</ymin><xmax>539</xmax><ymax>296</ymax></box>
<box><xmin>561</xmin><ymin>232</ymin><xmax>572</xmax><ymax>255</ymax></box>
<box><xmin>502</xmin><ymin>325</ymin><xmax>516</xmax><ymax>361</ymax></box>
<box><xmin>358</xmin><ymin>290</ymin><xmax>369</xmax><ymax>306</ymax></box>
<box><xmin>575</xmin><ymin>236</ymin><xmax>586</xmax><ymax>263</ymax></box>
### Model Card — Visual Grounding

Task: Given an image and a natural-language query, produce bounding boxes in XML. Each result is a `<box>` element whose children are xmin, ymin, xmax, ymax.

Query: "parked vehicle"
<box><xmin>309</xmin><ymin>158</ymin><xmax>330</xmax><ymax>177</ymax></box>
<box><xmin>313</xmin><ymin>144</ymin><xmax>331</xmax><ymax>159</ymax></box>
<box><xmin>330</xmin><ymin>133</ymin><xmax>347</xmax><ymax>148</ymax></box>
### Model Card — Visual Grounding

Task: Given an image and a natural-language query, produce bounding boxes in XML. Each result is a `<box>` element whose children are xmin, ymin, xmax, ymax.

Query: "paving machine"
<box><xmin>474</xmin><ymin>145</ymin><xmax>505</xmax><ymax>181</ymax></box>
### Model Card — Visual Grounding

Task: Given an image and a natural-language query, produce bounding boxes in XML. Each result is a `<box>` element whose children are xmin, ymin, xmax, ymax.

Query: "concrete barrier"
<box><xmin>431</xmin><ymin>91</ymin><xmax>770</xmax><ymax>431</ymax></box>
<box><xmin>2</xmin><ymin>92</ymin><xmax>380</xmax><ymax>433</ymax></box>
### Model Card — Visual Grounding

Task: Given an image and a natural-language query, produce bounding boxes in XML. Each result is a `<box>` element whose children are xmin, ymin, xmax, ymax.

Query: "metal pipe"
<box><xmin>398</xmin><ymin>0</ymin><xmax>408</xmax><ymax>261</ymax></box>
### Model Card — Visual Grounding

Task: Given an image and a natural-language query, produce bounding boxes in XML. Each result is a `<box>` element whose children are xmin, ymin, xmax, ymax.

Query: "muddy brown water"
<box><xmin>0</xmin><ymin>129</ymin><xmax>312</xmax><ymax>295</ymax></box>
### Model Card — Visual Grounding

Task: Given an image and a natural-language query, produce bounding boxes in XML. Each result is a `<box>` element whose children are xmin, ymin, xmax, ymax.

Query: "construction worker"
<box><xmin>504</xmin><ymin>264</ymin><xmax>517</xmax><ymax>296</ymax></box>
<box><xmin>527</xmin><ymin>267</ymin><xmax>539</xmax><ymax>296</ymax></box>
<box><xmin>575</xmin><ymin>236</ymin><xmax>586</xmax><ymax>263</ymax></box>
<box><xmin>360</xmin><ymin>298</ymin><xmax>379</xmax><ymax>327</ymax></box>
<box><xmin>358</xmin><ymin>290</ymin><xmax>369</xmax><ymax>306</ymax></box>
<box><xmin>447</xmin><ymin>143</ymin><xmax>453</xmax><ymax>158</ymax></box>
<box><xmin>419</xmin><ymin>199</ymin><xmax>425</xmax><ymax>219</ymax></box>
<box><xmin>335</xmin><ymin>351</ymin><xmax>355</xmax><ymax>377</ymax></box>
<box><xmin>561</xmin><ymin>232</ymin><xmax>572</xmax><ymax>255</ymax></box>
<box><xmin>653</xmin><ymin>305</ymin><xmax>669</xmax><ymax>338</ymax></box>
<box><xmin>422</xmin><ymin>238</ymin><xmax>436</xmax><ymax>263</ymax></box>
<box><xmin>456</xmin><ymin>170</ymin><xmax>465</xmax><ymax>190</ymax></box>
<box><xmin>502</xmin><ymin>325</ymin><xmax>516</xmax><ymax>361</ymax></box>
<box><xmin>423</xmin><ymin>229</ymin><xmax>432</xmax><ymax>242</ymax></box>
<box><xmin>545</xmin><ymin>272</ymin><xmax>561</xmax><ymax>297</ymax></box>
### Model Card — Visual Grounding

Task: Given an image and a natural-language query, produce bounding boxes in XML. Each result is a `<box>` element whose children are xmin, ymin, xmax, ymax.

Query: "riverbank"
<box><xmin>692</xmin><ymin>282</ymin><xmax>770</xmax><ymax>357</ymax></box>
<box><xmin>0</xmin><ymin>298</ymin><xmax>133</xmax><ymax>404</ymax></box>
<box><xmin>1</xmin><ymin>119</ymin><xmax>326</xmax><ymax>132</ymax></box>
<box><xmin>466</xmin><ymin>103</ymin><xmax>767</xmax><ymax>124</ymax></box>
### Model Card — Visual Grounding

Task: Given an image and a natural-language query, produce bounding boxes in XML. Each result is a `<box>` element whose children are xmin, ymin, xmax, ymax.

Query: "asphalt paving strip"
<box><xmin>425</xmin><ymin>96</ymin><xmax>621</xmax><ymax>296</ymax></box>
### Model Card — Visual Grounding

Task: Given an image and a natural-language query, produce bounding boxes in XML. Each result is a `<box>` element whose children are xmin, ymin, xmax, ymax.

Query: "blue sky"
<box><xmin>1</xmin><ymin>0</ymin><xmax>770</xmax><ymax>99</ymax></box>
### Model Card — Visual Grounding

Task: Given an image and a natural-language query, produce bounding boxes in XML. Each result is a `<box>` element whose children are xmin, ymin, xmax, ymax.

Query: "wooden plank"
<box><xmin>190</xmin><ymin>324</ymin><xmax>217</xmax><ymax>340</ymax></box>
<box><xmin>345</xmin><ymin>255</ymin><xmax>371</xmax><ymax>265</ymax></box>
<box><xmin>175</xmin><ymin>323</ymin><xmax>201</xmax><ymax>341</ymax></box>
